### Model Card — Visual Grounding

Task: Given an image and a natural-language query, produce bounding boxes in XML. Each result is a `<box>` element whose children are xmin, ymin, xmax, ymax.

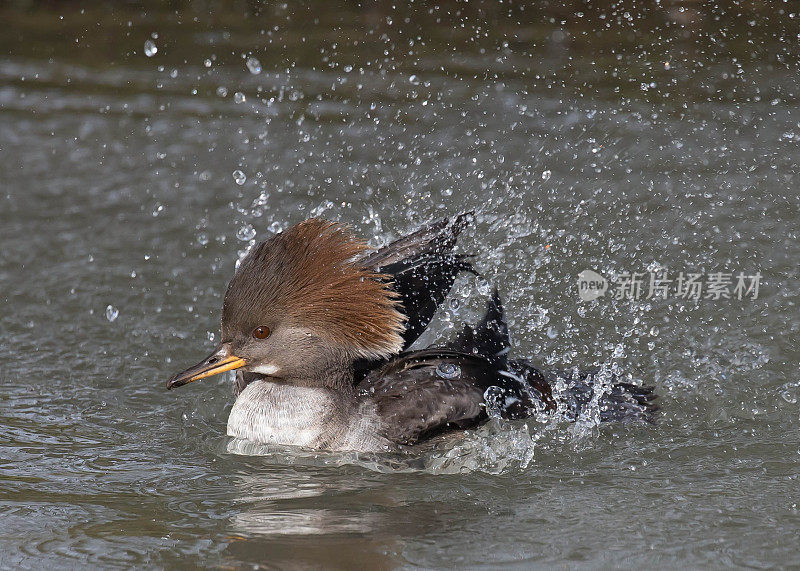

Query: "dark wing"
<box><xmin>360</xmin><ymin>211</ymin><xmax>473</xmax><ymax>269</ymax></box>
<box><xmin>447</xmin><ymin>288</ymin><xmax>510</xmax><ymax>367</ymax></box>
<box><xmin>358</xmin><ymin>350</ymin><xmax>496</xmax><ymax>445</ymax></box>
<box><xmin>359</xmin><ymin>349</ymin><xmax>555</xmax><ymax>445</ymax></box>
<box><xmin>360</xmin><ymin>212</ymin><xmax>476</xmax><ymax>351</ymax></box>
<box><xmin>358</xmin><ymin>288</ymin><xmax>540</xmax><ymax>445</ymax></box>
<box><xmin>516</xmin><ymin>362</ymin><xmax>658</xmax><ymax>423</ymax></box>
<box><xmin>448</xmin><ymin>289</ymin><xmax>656</xmax><ymax>423</ymax></box>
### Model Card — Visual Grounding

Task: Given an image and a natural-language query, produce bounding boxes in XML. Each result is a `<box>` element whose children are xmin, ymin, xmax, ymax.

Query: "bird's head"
<box><xmin>166</xmin><ymin>219</ymin><xmax>405</xmax><ymax>391</ymax></box>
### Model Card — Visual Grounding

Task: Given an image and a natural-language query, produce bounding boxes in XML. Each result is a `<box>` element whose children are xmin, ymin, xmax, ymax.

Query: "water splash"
<box><xmin>105</xmin><ymin>305</ymin><xmax>119</xmax><ymax>322</ymax></box>
<box><xmin>236</xmin><ymin>223</ymin><xmax>256</xmax><ymax>242</ymax></box>
<box><xmin>436</xmin><ymin>362</ymin><xmax>461</xmax><ymax>379</ymax></box>
<box><xmin>143</xmin><ymin>40</ymin><xmax>157</xmax><ymax>57</ymax></box>
<box><xmin>225</xmin><ymin>421</ymin><xmax>544</xmax><ymax>475</ymax></box>
<box><xmin>232</xmin><ymin>170</ymin><xmax>247</xmax><ymax>185</ymax></box>
<box><xmin>246</xmin><ymin>57</ymin><xmax>262</xmax><ymax>75</ymax></box>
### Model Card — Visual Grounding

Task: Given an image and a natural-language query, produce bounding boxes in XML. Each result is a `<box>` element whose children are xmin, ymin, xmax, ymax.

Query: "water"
<box><xmin>2</xmin><ymin>1</ymin><xmax>800</xmax><ymax>567</ymax></box>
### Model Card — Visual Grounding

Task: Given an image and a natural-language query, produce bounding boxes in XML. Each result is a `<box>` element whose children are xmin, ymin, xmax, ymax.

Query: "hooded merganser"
<box><xmin>166</xmin><ymin>214</ymin><xmax>656</xmax><ymax>452</ymax></box>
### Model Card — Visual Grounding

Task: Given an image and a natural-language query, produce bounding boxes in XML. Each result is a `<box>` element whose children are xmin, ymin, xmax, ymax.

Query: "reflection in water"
<box><xmin>231</xmin><ymin>507</ymin><xmax>384</xmax><ymax>536</ymax></box>
<box><xmin>223</xmin><ymin>534</ymin><xmax>402</xmax><ymax>569</ymax></box>
<box><xmin>222</xmin><ymin>462</ymin><xmax>405</xmax><ymax>568</ymax></box>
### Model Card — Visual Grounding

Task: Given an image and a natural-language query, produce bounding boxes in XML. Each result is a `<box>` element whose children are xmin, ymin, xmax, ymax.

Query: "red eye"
<box><xmin>252</xmin><ymin>326</ymin><xmax>271</xmax><ymax>339</ymax></box>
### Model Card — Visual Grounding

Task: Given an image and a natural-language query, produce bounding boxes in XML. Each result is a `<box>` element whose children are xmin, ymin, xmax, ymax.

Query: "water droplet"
<box><xmin>650</xmin><ymin>326</ymin><xmax>659</xmax><ymax>336</ymax></box>
<box><xmin>646</xmin><ymin>261</ymin><xmax>663</xmax><ymax>273</ymax></box>
<box><xmin>236</xmin><ymin>223</ymin><xmax>256</xmax><ymax>242</ymax></box>
<box><xmin>246</xmin><ymin>56</ymin><xmax>262</xmax><ymax>74</ymax></box>
<box><xmin>437</xmin><ymin>362</ymin><xmax>461</xmax><ymax>379</ymax></box>
<box><xmin>196</xmin><ymin>232</ymin><xmax>209</xmax><ymax>246</ymax></box>
<box><xmin>541</xmin><ymin>170</ymin><xmax>552</xmax><ymax>181</ymax></box>
<box><xmin>232</xmin><ymin>170</ymin><xmax>246</xmax><ymax>185</ymax></box>
<box><xmin>204</xmin><ymin>58</ymin><xmax>212</xmax><ymax>68</ymax></box>
<box><xmin>207</xmin><ymin>331</ymin><xmax>216</xmax><ymax>342</ymax></box>
<box><xmin>216</xmin><ymin>86</ymin><xmax>228</xmax><ymax>98</ymax></box>
<box><xmin>409</xmin><ymin>74</ymin><xmax>420</xmax><ymax>85</ymax></box>
<box><xmin>105</xmin><ymin>305</ymin><xmax>119</xmax><ymax>322</ymax></box>
<box><xmin>234</xmin><ymin>92</ymin><xmax>246</xmax><ymax>104</ymax></box>
<box><xmin>144</xmin><ymin>40</ymin><xmax>158</xmax><ymax>57</ymax></box>
<box><xmin>476</xmin><ymin>276</ymin><xmax>490</xmax><ymax>296</ymax></box>
<box><xmin>483</xmin><ymin>386</ymin><xmax>509</xmax><ymax>419</ymax></box>
<box><xmin>309</xmin><ymin>200</ymin><xmax>334</xmax><ymax>218</ymax></box>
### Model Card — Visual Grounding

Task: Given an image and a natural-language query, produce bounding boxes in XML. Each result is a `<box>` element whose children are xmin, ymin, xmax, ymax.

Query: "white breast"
<box><xmin>226</xmin><ymin>380</ymin><xmax>391</xmax><ymax>452</ymax></box>
<box><xmin>227</xmin><ymin>381</ymin><xmax>336</xmax><ymax>448</ymax></box>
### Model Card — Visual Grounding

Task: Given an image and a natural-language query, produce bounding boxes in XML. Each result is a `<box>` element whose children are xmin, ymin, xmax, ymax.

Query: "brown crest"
<box><xmin>222</xmin><ymin>219</ymin><xmax>406</xmax><ymax>359</ymax></box>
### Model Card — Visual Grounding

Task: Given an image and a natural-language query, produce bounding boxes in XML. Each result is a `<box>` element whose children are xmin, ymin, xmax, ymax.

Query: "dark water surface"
<box><xmin>2</xmin><ymin>2</ymin><xmax>800</xmax><ymax>568</ymax></box>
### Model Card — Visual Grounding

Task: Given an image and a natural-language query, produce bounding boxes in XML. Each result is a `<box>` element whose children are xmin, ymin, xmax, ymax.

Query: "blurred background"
<box><xmin>2</xmin><ymin>1</ymin><xmax>800</xmax><ymax>568</ymax></box>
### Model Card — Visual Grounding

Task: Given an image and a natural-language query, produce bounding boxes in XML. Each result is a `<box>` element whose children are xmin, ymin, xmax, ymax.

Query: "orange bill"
<box><xmin>166</xmin><ymin>351</ymin><xmax>246</xmax><ymax>390</ymax></box>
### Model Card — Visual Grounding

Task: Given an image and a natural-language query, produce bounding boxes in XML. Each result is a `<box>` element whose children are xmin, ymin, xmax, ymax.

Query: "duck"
<box><xmin>166</xmin><ymin>213</ymin><xmax>656</xmax><ymax>452</ymax></box>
